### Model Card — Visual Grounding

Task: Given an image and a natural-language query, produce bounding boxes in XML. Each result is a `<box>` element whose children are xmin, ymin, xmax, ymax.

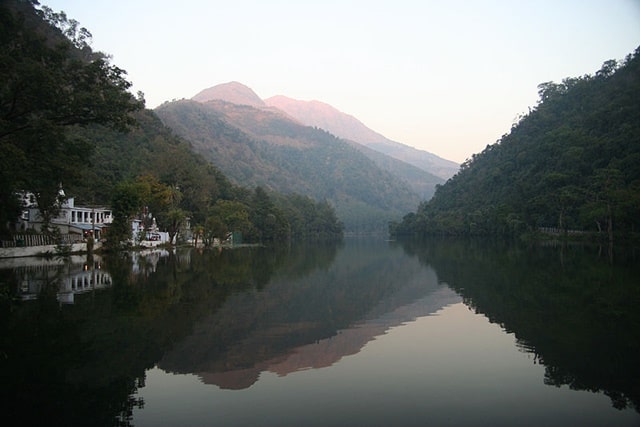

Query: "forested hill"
<box><xmin>391</xmin><ymin>46</ymin><xmax>640</xmax><ymax>240</ymax></box>
<box><xmin>186</xmin><ymin>82</ymin><xmax>445</xmax><ymax>199</ymax></box>
<box><xmin>1</xmin><ymin>0</ymin><xmax>344</xmax><ymax>243</ymax></box>
<box><xmin>155</xmin><ymin>99</ymin><xmax>423</xmax><ymax>232</ymax></box>
<box><xmin>264</xmin><ymin>95</ymin><xmax>460</xmax><ymax>180</ymax></box>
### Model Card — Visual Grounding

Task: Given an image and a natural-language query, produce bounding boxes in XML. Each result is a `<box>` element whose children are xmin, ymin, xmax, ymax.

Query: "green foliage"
<box><xmin>0</xmin><ymin>0</ymin><xmax>142</xmax><ymax>236</ymax></box>
<box><xmin>347</xmin><ymin>140</ymin><xmax>444</xmax><ymax>200</ymax></box>
<box><xmin>66</xmin><ymin>108</ymin><xmax>343</xmax><ymax>246</ymax></box>
<box><xmin>65</xmin><ymin>110</ymin><xmax>235</xmax><ymax>213</ymax></box>
<box><xmin>205</xmin><ymin>199</ymin><xmax>252</xmax><ymax>243</ymax></box>
<box><xmin>249</xmin><ymin>186</ymin><xmax>290</xmax><ymax>242</ymax></box>
<box><xmin>155</xmin><ymin>100</ymin><xmax>421</xmax><ymax>231</ymax></box>
<box><xmin>275</xmin><ymin>193</ymin><xmax>344</xmax><ymax>240</ymax></box>
<box><xmin>392</xmin><ymin>46</ymin><xmax>640</xmax><ymax>240</ymax></box>
<box><xmin>0</xmin><ymin>1</ymin><xmax>345</xmax><ymax>244</ymax></box>
<box><xmin>204</xmin><ymin>216</ymin><xmax>226</xmax><ymax>246</ymax></box>
<box><xmin>107</xmin><ymin>181</ymin><xmax>143</xmax><ymax>250</ymax></box>
<box><xmin>164</xmin><ymin>208</ymin><xmax>187</xmax><ymax>244</ymax></box>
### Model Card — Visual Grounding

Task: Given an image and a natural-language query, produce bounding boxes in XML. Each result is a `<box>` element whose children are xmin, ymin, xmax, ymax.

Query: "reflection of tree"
<box><xmin>0</xmin><ymin>239</ymin><xmax>449</xmax><ymax>423</ymax></box>
<box><xmin>158</xmin><ymin>239</ymin><xmax>448</xmax><ymax>389</ymax></box>
<box><xmin>0</xmin><ymin>277</ymin><xmax>145</xmax><ymax>426</ymax></box>
<box><xmin>399</xmin><ymin>238</ymin><xmax>640</xmax><ymax>413</ymax></box>
<box><xmin>0</xmin><ymin>243</ymin><xmax>337</xmax><ymax>424</ymax></box>
<box><xmin>274</xmin><ymin>240</ymin><xmax>343</xmax><ymax>279</ymax></box>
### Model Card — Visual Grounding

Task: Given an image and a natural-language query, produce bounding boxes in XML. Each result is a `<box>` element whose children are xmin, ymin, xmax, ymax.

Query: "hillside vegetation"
<box><xmin>391</xmin><ymin>46</ymin><xmax>640</xmax><ymax>242</ymax></box>
<box><xmin>264</xmin><ymin>95</ymin><xmax>460</xmax><ymax>180</ymax></box>
<box><xmin>344</xmin><ymin>139</ymin><xmax>442</xmax><ymax>200</ymax></box>
<box><xmin>1</xmin><ymin>0</ymin><xmax>343</xmax><ymax>243</ymax></box>
<box><xmin>155</xmin><ymin>99</ymin><xmax>423</xmax><ymax>232</ymax></box>
<box><xmin>193</xmin><ymin>87</ymin><xmax>451</xmax><ymax>195</ymax></box>
<box><xmin>62</xmin><ymin>100</ymin><xmax>345</xmax><ymax>244</ymax></box>
<box><xmin>0</xmin><ymin>0</ymin><xmax>142</xmax><ymax>230</ymax></box>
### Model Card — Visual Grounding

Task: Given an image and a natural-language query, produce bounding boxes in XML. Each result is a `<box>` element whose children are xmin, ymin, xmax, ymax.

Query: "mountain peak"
<box><xmin>265</xmin><ymin>95</ymin><xmax>388</xmax><ymax>143</ymax></box>
<box><xmin>190</xmin><ymin>83</ymin><xmax>458</xmax><ymax>179</ymax></box>
<box><xmin>192</xmin><ymin>81</ymin><xmax>265</xmax><ymax>108</ymax></box>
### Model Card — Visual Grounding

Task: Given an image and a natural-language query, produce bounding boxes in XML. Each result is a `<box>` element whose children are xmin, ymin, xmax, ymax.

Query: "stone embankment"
<box><xmin>0</xmin><ymin>242</ymin><xmax>101</xmax><ymax>259</ymax></box>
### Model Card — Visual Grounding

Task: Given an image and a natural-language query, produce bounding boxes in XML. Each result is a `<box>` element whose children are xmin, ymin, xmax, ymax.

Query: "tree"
<box><xmin>204</xmin><ymin>216</ymin><xmax>226</xmax><ymax>247</ymax></box>
<box><xmin>107</xmin><ymin>181</ymin><xmax>143</xmax><ymax>250</ymax></box>
<box><xmin>250</xmin><ymin>186</ymin><xmax>289</xmax><ymax>242</ymax></box>
<box><xmin>209</xmin><ymin>200</ymin><xmax>252</xmax><ymax>238</ymax></box>
<box><xmin>586</xmin><ymin>168</ymin><xmax>624</xmax><ymax>244</ymax></box>
<box><xmin>0</xmin><ymin>0</ymin><xmax>143</xmax><ymax>236</ymax></box>
<box><xmin>165</xmin><ymin>208</ymin><xmax>186</xmax><ymax>245</ymax></box>
<box><xmin>391</xmin><ymin>47</ymin><xmax>640</xmax><ymax>241</ymax></box>
<box><xmin>132</xmin><ymin>175</ymin><xmax>187</xmax><ymax>245</ymax></box>
<box><xmin>192</xmin><ymin>224</ymin><xmax>204</xmax><ymax>247</ymax></box>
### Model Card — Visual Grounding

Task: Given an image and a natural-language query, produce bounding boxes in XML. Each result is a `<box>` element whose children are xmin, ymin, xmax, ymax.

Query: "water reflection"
<box><xmin>158</xmin><ymin>240</ymin><xmax>458</xmax><ymax>389</ymax></box>
<box><xmin>3</xmin><ymin>240</ymin><xmax>452</xmax><ymax>425</ymax></box>
<box><xmin>398</xmin><ymin>238</ymin><xmax>640</xmax><ymax>413</ymax></box>
<box><xmin>1</xmin><ymin>254</ymin><xmax>112</xmax><ymax>303</ymax></box>
<box><xmin>158</xmin><ymin>242</ymin><xmax>460</xmax><ymax>389</ymax></box>
<box><xmin>0</xmin><ymin>238</ymin><xmax>638</xmax><ymax>426</ymax></box>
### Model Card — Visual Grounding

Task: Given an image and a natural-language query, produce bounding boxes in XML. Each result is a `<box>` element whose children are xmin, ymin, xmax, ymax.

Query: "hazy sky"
<box><xmin>42</xmin><ymin>0</ymin><xmax>640</xmax><ymax>163</ymax></box>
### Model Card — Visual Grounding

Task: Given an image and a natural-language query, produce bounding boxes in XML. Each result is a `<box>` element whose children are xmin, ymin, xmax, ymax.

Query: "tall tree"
<box><xmin>0</xmin><ymin>0</ymin><xmax>143</xmax><ymax>236</ymax></box>
<box><xmin>250</xmin><ymin>186</ymin><xmax>289</xmax><ymax>242</ymax></box>
<box><xmin>107</xmin><ymin>181</ymin><xmax>143</xmax><ymax>250</ymax></box>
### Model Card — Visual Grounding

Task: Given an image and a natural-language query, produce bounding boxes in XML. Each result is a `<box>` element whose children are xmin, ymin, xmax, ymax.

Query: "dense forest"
<box><xmin>155</xmin><ymin>99</ymin><xmax>423</xmax><ymax>232</ymax></box>
<box><xmin>67</xmin><ymin>110</ymin><xmax>343</xmax><ymax>244</ymax></box>
<box><xmin>391</xmin><ymin>46</ymin><xmax>640</xmax><ymax>242</ymax></box>
<box><xmin>0</xmin><ymin>0</ymin><xmax>343</xmax><ymax>244</ymax></box>
<box><xmin>0</xmin><ymin>0</ymin><xmax>142</xmax><ymax>231</ymax></box>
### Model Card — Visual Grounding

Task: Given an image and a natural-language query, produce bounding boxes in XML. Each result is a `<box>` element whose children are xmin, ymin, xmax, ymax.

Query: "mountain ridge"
<box><xmin>265</xmin><ymin>95</ymin><xmax>459</xmax><ymax>180</ymax></box>
<box><xmin>191</xmin><ymin>82</ymin><xmax>458</xmax><ymax>180</ymax></box>
<box><xmin>155</xmin><ymin>98</ymin><xmax>423</xmax><ymax>231</ymax></box>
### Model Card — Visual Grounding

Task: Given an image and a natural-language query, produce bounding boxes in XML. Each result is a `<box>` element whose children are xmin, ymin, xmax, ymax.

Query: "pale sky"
<box><xmin>42</xmin><ymin>0</ymin><xmax>640</xmax><ymax>163</ymax></box>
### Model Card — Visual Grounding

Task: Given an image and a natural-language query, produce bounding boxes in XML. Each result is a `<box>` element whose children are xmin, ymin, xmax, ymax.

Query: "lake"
<box><xmin>1</xmin><ymin>238</ymin><xmax>638</xmax><ymax>426</ymax></box>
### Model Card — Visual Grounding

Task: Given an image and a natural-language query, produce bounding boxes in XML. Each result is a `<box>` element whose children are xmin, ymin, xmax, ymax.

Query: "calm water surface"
<box><xmin>1</xmin><ymin>238</ymin><xmax>638</xmax><ymax>426</ymax></box>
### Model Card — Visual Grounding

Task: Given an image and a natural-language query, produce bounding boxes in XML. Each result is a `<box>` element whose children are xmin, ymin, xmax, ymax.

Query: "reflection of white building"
<box><xmin>57</xmin><ymin>264</ymin><xmax>112</xmax><ymax>304</ymax></box>
<box><xmin>16</xmin><ymin>257</ymin><xmax>112</xmax><ymax>304</ymax></box>
<box><xmin>131</xmin><ymin>249</ymin><xmax>171</xmax><ymax>274</ymax></box>
<box><xmin>8</xmin><ymin>249</ymin><xmax>186</xmax><ymax>304</ymax></box>
<box><xmin>17</xmin><ymin>191</ymin><xmax>112</xmax><ymax>240</ymax></box>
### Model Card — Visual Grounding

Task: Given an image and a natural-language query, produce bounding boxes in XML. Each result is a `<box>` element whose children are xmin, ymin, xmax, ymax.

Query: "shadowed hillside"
<box><xmin>265</xmin><ymin>95</ymin><xmax>459</xmax><ymax>180</ymax></box>
<box><xmin>155</xmin><ymin>99</ymin><xmax>422</xmax><ymax>231</ymax></box>
<box><xmin>189</xmin><ymin>82</ymin><xmax>449</xmax><ymax>198</ymax></box>
<box><xmin>391</xmin><ymin>47</ymin><xmax>640</xmax><ymax>240</ymax></box>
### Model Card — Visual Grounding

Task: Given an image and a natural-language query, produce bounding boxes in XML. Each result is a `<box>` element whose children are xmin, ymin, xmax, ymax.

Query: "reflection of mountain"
<box><xmin>158</xmin><ymin>240</ymin><xmax>460</xmax><ymax>389</ymax></box>
<box><xmin>1</xmin><ymin>245</ymin><xmax>308</xmax><ymax>425</ymax></box>
<box><xmin>200</xmin><ymin>286</ymin><xmax>459</xmax><ymax>389</ymax></box>
<box><xmin>400</xmin><ymin>238</ymin><xmax>640</xmax><ymax>413</ymax></box>
<box><xmin>267</xmin><ymin>286</ymin><xmax>458</xmax><ymax>375</ymax></box>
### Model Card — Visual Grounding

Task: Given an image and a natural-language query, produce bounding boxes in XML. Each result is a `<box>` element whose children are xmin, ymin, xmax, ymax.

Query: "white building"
<box><xmin>131</xmin><ymin>216</ymin><xmax>170</xmax><ymax>246</ymax></box>
<box><xmin>17</xmin><ymin>192</ymin><xmax>113</xmax><ymax>240</ymax></box>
